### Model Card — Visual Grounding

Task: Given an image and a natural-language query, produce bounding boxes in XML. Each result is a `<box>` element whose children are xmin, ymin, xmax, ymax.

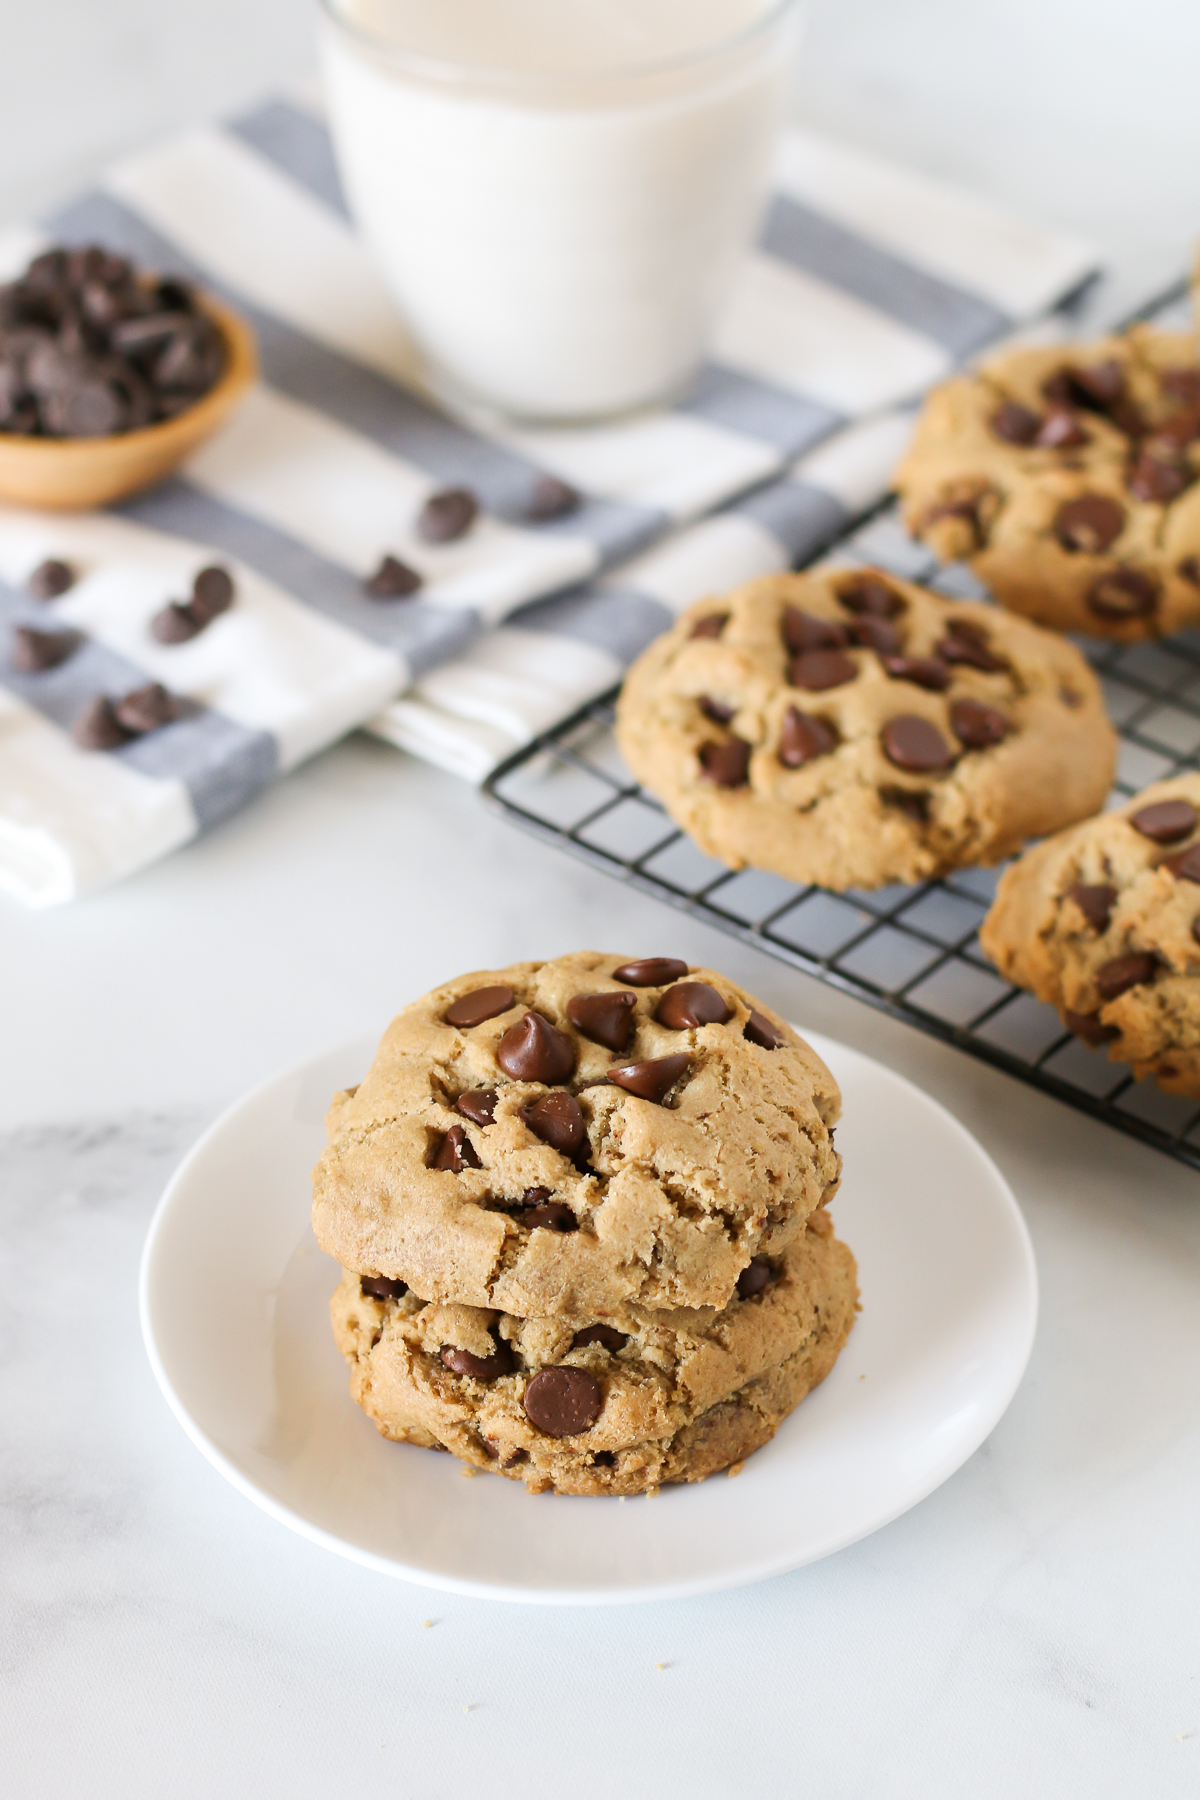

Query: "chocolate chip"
<box><xmin>523</xmin><ymin>1091</ymin><xmax>585</xmax><ymax>1155</ymax></box>
<box><xmin>28</xmin><ymin>558</ymin><xmax>74</xmax><ymax>600</ymax></box>
<box><xmin>607</xmin><ymin>1052</ymin><xmax>691</xmax><ymax>1104</ymax></box>
<box><xmin>1094</xmin><ymin>952</ymin><xmax>1158</xmax><ymax>1001</ymax></box>
<box><xmin>1066</xmin><ymin>883</ymin><xmax>1118</xmax><ymax>930</ymax></box>
<box><xmin>522</xmin><ymin>1366</ymin><xmax>601</xmax><ymax>1436</ymax></box>
<box><xmin>417</xmin><ymin>487</ymin><xmax>478</xmax><ymax>543</ymax></box>
<box><xmin>950</xmin><ymin>697</ymin><xmax>1009</xmax><ymax>749</ymax></box>
<box><xmin>526</xmin><ymin>474</ymin><xmax>580</xmax><ymax>521</ymax></box>
<box><xmin>444</xmin><ymin>985</ymin><xmax>515</xmax><ymax>1028</ymax></box>
<box><xmin>614</xmin><ymin>958</ymin><xmax>688</xmax><ymax>986</ymax></box>
<box><xmin>1162</xmin><ymin>845</ymin><xmax>1200</xmax><ymax>883</ymax></box>
<box><xmin>43</xmin><ymin>376</ymin><xmax>125</xmax><ymax>438</ymax></box>
<box><xmin>521</xmin><ymin>1186</ymin><xmax>552</xmax><ymax>1206</ymax></box>
<box><xmin>779</xmin><ymin>707</ymin><xmax>837</xmax><ymax>768</ymax></box>
<box><xmin>936</xmin><ymin>619</ymin><xmax>1007</xmax><ymax>673</ymax></box>
<box><xmin>1127</xmin><ymin>449</ymin><xmax>1192</xmax><ymax>505</ymax></box>
<box><xmin>654</xmin><ymin>981</ymin><xmax>730</xmax><ymax>1029</ymax></box>
<box><xmin>113</xmin><ymin>682</ymin><xmax>177</xmax><ymax>735</ymax></box>
<box><xmin>881</xmin><ymin>787</ymin><xmax>931</xmax><ymax>823</ymax></box>
<box><xmin>849</xmin><ymin>617</ymin><xmax>903</xmax><ymax>654</ymax></box>
<box><xmin>881</xmin><ymin>654</ymin><xmax>951</xmax><ymax>692</ymax></box>
<box><xmin>72</xmin><ymin>696</ymin><xmax>131</xmax><ymax>751</ymax></box>
<box><xmin>698</xmin><ymin>695</ymin><xmax>736</xmax><ymax>725</ymax></box>
<box><xmin>881</xmin><ymin>715</ymin><xmax>954</xmax><ymax>773</ymax></box>
<box><xmin>1045</xmin><ymin>360</ymin><xmax>1127</xmax><ymax>417</ymax></box>
<box><xmin>1180</xmin><ymin>557</ymin><xmax>1200</xmax><ymax>588</ymax></box>
<box><xmin>1088</xmin><ymin>567</ymin><xmax>1158</xmax><ymax>620</ymax></box>
<box><xmin>360</xmin><ymin>1274</ymin><xmax>407</xmax><ymax>1301</ymax></box>
<box><xmin>744</xmin><ymin>1010</ymin><xmax>783</xmax><ymax>1049</ymax></box>
<box><xmin>782</xmin><ymin>607</ymin><xmax>850</xmax><ymax>654</ymax></box>
<box><xmin>736</xmin><ymin>1257</ymin><xmax>773</xmax><ymax>1299</ymax></box>
<box><xmin>151</xmin><ymin>601</ymin><xmax>204</xmax><ymax>644</ymax></box>
<box><xmin>520</xmin><ymin>1201</ymin><xmax>577</xmax><ymax>1232</ymax></box>
<box><xmin>191</xmin><ymin>565</ymin><xmax>234</xmax><ymax>620</ymax></box>
<box><xmin>11</xmin><ymin>625</ymin><xmax>77</xmax><ymax>671</ymax></box>
<box><xmin>441</xmin><ymin>1340</ymin><xmax>513</xmax><ymax>1382</ymax></box>
<box><xmin>689</xmin><ymin>612</ymin><xmax>728</xmax><ymax>639</ymax></box>
<box><xmin>789</xmin><ymin>649</ymin><xmax>857</xmax><ymax>692</ymax></box>
<box><xmin>364</xmin><ymin>553</ymin><xmax>422</xmax><ymax>599</ymax></box>
<box><xmin>698</xmin><ymin>737</ymin><xmax>752</xmax><ymax>787</ymax></box>
<box><xmin>1036</xmin><ymin>407</ymin><xmax>1089</xmax><ymax>449</ymax></box>
<box><xmin>1130</xmin><ymin>799</ymin><xmax>1197</xmax><ymax>843</ymax></box>
<box><xmin>433</xmin><ymin>1124</ymin><xmax>481</xmax><ymax>1172</ymax></box>
<box><xmin>1063</xmin><ymin>1009</ymin><xmax>1120</xmax><ymax>1045</ymax></box>
<box><xmin>836</xmin><ymin>574</ymin><xmax>904</xmax><ymax>618</ymax></box>
<box><xmin>496</xmin><ymin>1010</ymin><xmax>576</xmax><ymax>1083</ymax></box>
<box><xmin>1054</xmin><ymin>495</ymin><xmax>1125</xmax><ymax>554</ymax></box>
<box><xmin>566</xmin><ymin>990</ymin><xmax>637</xmax><ymax>1052</ymax></box>
<box><xmin>991</xmin><ymin>401</ymin><xmax>1041</xmax><ymax>444</ymax></box>
<box><xmin>572</xmin><ymin>1324</ymin><xmax>628</xmax><ymax>1352</ymax></box>
<box><xmin>455</xmin><ymin>1089</ymin><xmax>498</xmax><ymax>1126</ymax></box>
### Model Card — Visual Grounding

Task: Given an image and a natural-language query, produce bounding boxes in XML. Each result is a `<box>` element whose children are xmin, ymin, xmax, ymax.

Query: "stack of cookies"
<box><xmin>311</xmin><ymin>952</ymin><xmax>857</xmax><ymax>1495</ymax></box>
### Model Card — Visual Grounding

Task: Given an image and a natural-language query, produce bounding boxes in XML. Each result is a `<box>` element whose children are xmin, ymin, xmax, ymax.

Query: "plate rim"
<box><xmin>139</xmin><ymin>1028</ymin><xmax>1039</xmax><ymax>1607</ymax></box>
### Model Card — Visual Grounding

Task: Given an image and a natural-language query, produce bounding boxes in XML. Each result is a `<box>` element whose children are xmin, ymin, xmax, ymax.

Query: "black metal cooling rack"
<box><xmin>483</xmin><ymin>281</ymin><xmax>1200</xmax><ymax>1170</ymax></box>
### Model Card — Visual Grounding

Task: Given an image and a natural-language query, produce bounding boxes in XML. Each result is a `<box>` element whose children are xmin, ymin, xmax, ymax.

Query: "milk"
<box><xmin>320</xmin><ymin>0</ymin><xmax>798</xmax><ymax>420</ymax></box>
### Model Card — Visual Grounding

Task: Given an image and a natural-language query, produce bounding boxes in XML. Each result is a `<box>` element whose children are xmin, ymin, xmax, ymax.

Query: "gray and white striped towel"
<box><xmin>0</xmin><ymin>91</ymin><xmax>1096</xmax><ymax>905</ymax></box>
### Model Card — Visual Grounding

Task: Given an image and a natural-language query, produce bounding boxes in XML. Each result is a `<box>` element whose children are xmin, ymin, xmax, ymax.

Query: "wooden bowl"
<box><xmin>0</xmin><ymin>294</ymin><xmax>258</xmax><ymax>511</ymax></box>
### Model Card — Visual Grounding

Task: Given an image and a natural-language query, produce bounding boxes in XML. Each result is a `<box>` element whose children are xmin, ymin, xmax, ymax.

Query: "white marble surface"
<box><xmin>3</xmin><ymin>4</ymin><xmax>1200</xmax><ymax>1795</ymax></box>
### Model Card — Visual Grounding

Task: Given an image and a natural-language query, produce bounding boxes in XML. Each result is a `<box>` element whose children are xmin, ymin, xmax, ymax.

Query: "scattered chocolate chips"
<box><xmin>572</xmin><ymin>1324</ymin><xmax>628</xmax><ymax>1352</ymax></box>
<box><xmin>1063</xmin><ymin>1009</ymin><xmax>1120</xmax><ymax>1045</ymax></box>
<box><xmin>849</xmin><ymin>616</ymin><xmax>903</xmax><ymax>654</ymax></box>
<box><xmin>522</xmin><ymin>1366</ymin><xmax>602</xmax><ymax>1436</ymax></box>
<box><xmin>1178</xmin><ymin>557</ymin><xmax>1200</xmax><ymax>588</ymax></box>
<box><xmin>433</xmin><ymin>1124</ymin><xmax>481</xmax><ymax>1172</ymax></box>
<box><xmin>881</xmin><ymin>653</ymin><xmax>950</xmax><ymax>692</ymax></box>
<box><xmin>417</xmin><ymin>487</ymin><xmax>478</xmax><ymax>543</ymax></box>
<box><xmin>1128</xmin><ymin>448</ymin><xmax>1192</xmax><ymax>505</ymax></box>
<box><xmin>950</xmin><ymin>697</ymin><xmax>1009</xmax><ymax>749</ymax></box>
<box><xmin>990</xmin><ymin>401</ymin><xmax>1041</xmax><ymax>444</ymax></box>
<box><xmin>736</xmin><ymin>1257</ymin><xmax>773</xmax><ymax>1299</ymax></box>
<box><xmin>782</xmin><ymin>607</ymin><xmax>849</xmax><ymax>654</ymax></box>
<box><xmin>881</xmin><ymin>787</ymin><xmax>931</xmax><ymax>824</ymax></box>
<box><xmin>698</xmin><ymin>695</ymin><xmax>736</xmax><ymax>725</ymax></box>
<box><xmin>881</xmin><ymin>715</ymin><xmax>954</xmax><ymax>773</ymax></box>
<box><xmin>744</xmin><ymin>1010</ymin><xmax>783</xmax><ymax>1049</ymax></box>
<box><xmin>441</xmin><ymin>1340</ymin><xmax>513</xmax><ymax>1382</ymax></box>
<box><xmin>151</xmin><ymin>601</ymin><xmax>203</xmax><ymax>644</ymax></box>
<box><xmin>191</xmin><ymin>565</ymin><xmax>234</xmax><ymax>620</ymax></box>
<box><xmin>1066</xmin><ymin>883</ymin><xmax>1117</xmax><ymax>931</ymax></box>
<box><xmin>444</xmin><ymin>984</ymin><xmax>515</xmax><ymax>1028</ymax></box>
<box><xmin>455</xmin><ymin>1088</ymin><xmax>498</xmax><ymax>1126</ymax></box>
<box><xmin>689</xmin><ymin>612</ymin><xmax>728</xmax><ymax>640</ymax></box>
<box><xmin>11</xmin><ymin>625</ymin><xmax>77</xmax><ymax>671</ymax></box>
<box><xmin>360</xmin><ymin>1274</ymin><xmax>407</xmax><ymax>1301</ymax></box>
<box><xmin>1044</xmin><ymin>360</ymin><xmax>1127</xmax><ymax>418</ymax></box>
<box><xmin>1162</xmin><ymin>844</ymin><xmax>1200</xmax><ymax>883</ymax></box>
<box><xmin>28</xmin><ymin>558</ymin><xmax>74</xmax><ymax>600</ymax></box>
<box><xmin>789</xmin><ymin>648</ymin><xmax>857</xmax><ymax>692</ymax></box>
<box><xmin>923</xmin><ymin>487</ymin><xmax>997</xmax><ymax>549</ymax></box>
<box><xmin>698</xmin><ymin>737</ymin><xmax>752</xmax><ymax>787</ymax></box>
<box><xmin>1088</xmin><ymin>566</ymin><xmax>1158</xmax><ymax>620</ymax></box>
<box><xmin>364</xmin><ymin>553</ymin><xmax>422</xmax><ymax>599</ymax></box>
<box><xmin>1129</xmin><ymin>799</ymin><xmax>1197</xmax><ymax>843</ymax></box>
<box><xmin>113</xmin><ymin>681</ymin><xmax>177</xmax><ymax>735</ymax></box>
<box><xmin>496</xmin><ymin>1010</ymin><xmax>576</xmax><ymax>1083</ymax></box>
<box><xmin>779</xmin><ymin>707</ymin><xmax>837</xmax><ymax>768</ymax></box>
<box><xmin>523</xmin><ymin>1091</ymin><xmax>585</xmax><ymax>1155</ymax></box>
<box><xmin>836</xmin><ymin>573</ymin><xmax>904</xmax><ymax>618</ymax></box>
<box><xmin>73</xmin><ymin>695</ymin><xmax>131</xmax><ymax>750</ymax></box>
<box><xmin>607</xmin><ymin>1052</ymin><xmax>691</xmax><ymax>1104</ymax></box>
<box><xmin>1053</xmin><ymin>494</ymin><xmax>1125</xmax><ymax>554</ymax></box>
<box><xmin>1094</xmin><ymin>951</ymin><xmax>1158</xmax><ymax>1001</ymax></box>
<box><xmin>614</xmin><ymin>958</ymin><xmax>688</xmax><ymax>986</ymax></box>
<box><xmin>520</xmin><ymin>1200</ymin><xmax>577</xmax><ymax>1232</ymax></box>
<box><xmin>566</xmin><ymin>989</ymin><xmax>636</xmax><ymax>1052</ymax></box>
<box><xmin>526</xmin><ymin>474</ymin><xmax>580</xmax><ymax>521</ymax></box>
<box><xmin>936</xmin><ymin>618</ymin><xmax>1007</xmax><ymax>673</ymax></box>
<box><xmin>1036</xmin><ymin>407</ymin><xmax>1089</xmax><ymax>449</ymax></box>
<box><xmin>655</xmin><ymin>981</ymin><xmax>730</xmax><ymax>1030</ymax></box>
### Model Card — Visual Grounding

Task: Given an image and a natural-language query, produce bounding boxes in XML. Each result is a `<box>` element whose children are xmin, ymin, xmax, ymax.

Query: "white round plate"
<box><xmin>141</xmin><ymin>1029</ymin><xmax>1037</xmax><ymax>1606</ymax></box>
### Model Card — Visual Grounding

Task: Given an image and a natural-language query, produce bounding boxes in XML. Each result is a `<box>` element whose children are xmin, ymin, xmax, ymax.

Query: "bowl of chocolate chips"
<box><xmin>0</xmin><ymin>243</ymin><xmax>256</xmax><ymax>510</ymax></box>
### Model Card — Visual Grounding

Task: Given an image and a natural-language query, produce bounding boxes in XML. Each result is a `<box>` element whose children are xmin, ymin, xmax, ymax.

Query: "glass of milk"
<box><xmin>319</xmin><ymin>0</ymin><xmax>801</xmax><ymax>422</ymax></box>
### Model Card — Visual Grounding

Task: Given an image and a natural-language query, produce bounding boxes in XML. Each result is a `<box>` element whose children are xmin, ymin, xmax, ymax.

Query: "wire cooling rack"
<box><xmin>484</xmin><ymin>283</ymin><xmax>1200</xmax><ymax>1170</ymax></box>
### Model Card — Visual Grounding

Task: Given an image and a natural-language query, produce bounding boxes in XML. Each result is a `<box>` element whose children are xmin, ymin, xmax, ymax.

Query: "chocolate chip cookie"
<box><xmin>614</xmin><ymin>568</ymin><xmax>1115</xmax><ymax>892</ymax></box>
<box><xmin>331</xmin><ymin>1211</ymin><xmax>858</xmax><ymax>1495</ymax></box>
<box><xmin>311</xmin><ymin>954</ymin><xmax>841</xmax><ymax>1317</ymax></box>
<box><xmin>894</xmin><ymin>325</ymin><xmax>1200</xmax><ymax>639</ymax></box>
<box><xmin>980</xmin><ymin>774</ymin><xmax>1200</xmax><ymax>1094</ymax></box>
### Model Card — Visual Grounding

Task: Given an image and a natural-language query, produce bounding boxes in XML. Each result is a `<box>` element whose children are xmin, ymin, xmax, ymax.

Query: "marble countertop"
<box><xmin>4</xmin><ymin>5</ymin><xmax>1200</xmax><ymax>1796</ymax></box>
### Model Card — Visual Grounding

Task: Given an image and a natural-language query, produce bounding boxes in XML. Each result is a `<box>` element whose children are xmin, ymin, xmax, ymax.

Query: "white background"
<box><xmin>2</xmin><ymin>3</ymin><xmax>1199</xmax><ymax>1796</ymax></box>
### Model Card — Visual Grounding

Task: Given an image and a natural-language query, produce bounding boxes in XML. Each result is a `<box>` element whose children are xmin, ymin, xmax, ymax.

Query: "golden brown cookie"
<box><xmin>311</xmin><ymin>953</ymin><xmax>841</xmax><ymax>1316</ymax></box>
<box><xmin>331</xmin><ymin>1213</ymin><xmax>858</xmax><ymax>1495</ymax></box>
<box><xmin>614</xmin><ymin>567</ymin><xmax>1115</xmax><ymax>891</ymax></box>
<box><xmin>980</xmin><ymin>773</ymin><xmax>1200</xmax><ymax>1095</ymax></box>
<box><xmin>894</xmin><ymin>325</ymin><xmax>1200</xmax><ymax>639</ymax></box>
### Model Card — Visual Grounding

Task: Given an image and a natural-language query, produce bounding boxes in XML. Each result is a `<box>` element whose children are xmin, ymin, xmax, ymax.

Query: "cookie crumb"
<box><xmin>646</xmin><ymin>1486</ymin><xmax>660</xmax><ymax>1498</ymax></box>
<box><xmin>655</xmin><ymin>1662</ymin><xmax>667</xmax><ymax>1672</ymax></box>
<box><xmin>461</xmin><ymin>1465</ymin><xmax>478</xmax><ymax>1478</ymax></box>
<box><xmin>727</xmin><ymin>1460</ymin><xmax>746</xmax><ymax>1479</ymax></box>
<box><xmin>422</xmin><ymin>1619</ymin><xmax>434</xmax><ymax>1629</ymax></box>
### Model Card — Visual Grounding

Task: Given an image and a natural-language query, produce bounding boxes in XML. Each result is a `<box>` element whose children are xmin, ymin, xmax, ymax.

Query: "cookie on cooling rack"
<box><xmin>331</xmin><ymin>1212</ymin><xmax>857</xmax><ymax>1495</ymax></box>
<box><xmin>894</xmin><ymin>324</ymin><xmax>1200</xmax><ymax>639</ymax></box>
<box><xmin>613</xmin><ymin>567</ymin><xmax>1116</xmax><ymax>892</ymax></box>
<box><xmin>980</xmin><ymin>774</ymin><xmax>1200</xmax><ymax>1095</ymax></box>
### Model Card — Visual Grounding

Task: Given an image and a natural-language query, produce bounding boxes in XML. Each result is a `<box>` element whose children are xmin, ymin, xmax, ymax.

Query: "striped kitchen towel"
<box><xmin>0</xmin><ymin>91</ymin><xmax>1096</xmax><ymax>905</ymax></box>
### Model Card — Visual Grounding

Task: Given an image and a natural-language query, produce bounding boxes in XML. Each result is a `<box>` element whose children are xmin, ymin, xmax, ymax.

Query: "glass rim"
<box><xmin>317</xmin><ymin>0</ymin><xmax>801</xmax><ymax>92</ymax></box>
